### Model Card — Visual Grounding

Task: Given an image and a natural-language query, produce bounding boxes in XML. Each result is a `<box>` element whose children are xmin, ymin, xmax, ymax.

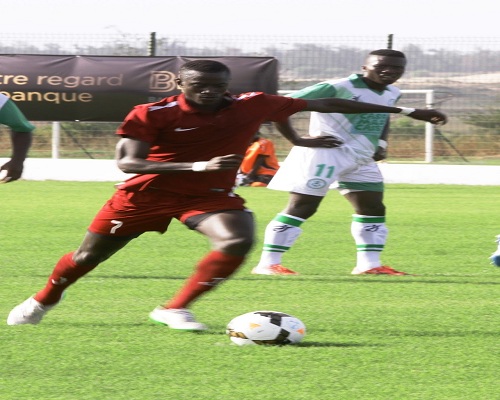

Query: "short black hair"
<box><xmin>369</xmin><ymin>49</ymin><xmax>406</xmax><ymax>58</ymax></box>
<box><xmin>179</xmin><ymin>60</ymin><xmax>231</xmax><ymax>76</ymax></box>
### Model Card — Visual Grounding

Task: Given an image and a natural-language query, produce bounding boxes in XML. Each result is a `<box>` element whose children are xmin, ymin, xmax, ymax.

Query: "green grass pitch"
<box><xmin>1</xmin><ymin>181</ymin><xmax>499</xmax><ymax>400</ymax></box>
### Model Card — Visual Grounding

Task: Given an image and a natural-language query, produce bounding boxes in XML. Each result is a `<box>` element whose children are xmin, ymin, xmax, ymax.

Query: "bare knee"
<box><xmin>284</xmin><ymin>193</ymin><xmax>323</xmax><ymax>219</ymax></box>
<box><xmin>72</xmin><ymin>248</ymin><xmax>110</xmax><ymax>266</ymax></box>
<box><xmin>72</xmin><ymin>232</ymin><xmax>131</xmax><ymax>266</ymax></box>
<box><xmin>345</xmin><ymin>192</ymin><xmax>386</xmax><ymax>216</ymax></box>
<box><xmin>214</xmin><ymin>234</ymin><xmax>255</xmax><ymax>256</ymax></box>
<box><xmin>356</xmin><ymin>203</ymin><xmax>386</xmax><ymax>216</ymax></box>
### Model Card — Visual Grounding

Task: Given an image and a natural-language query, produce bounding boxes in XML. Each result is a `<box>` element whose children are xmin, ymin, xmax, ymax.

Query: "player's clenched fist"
<box><xmin>206</xmin><ymin>154</ymin><xmax>244</xmax><ymax>170</ymax></box>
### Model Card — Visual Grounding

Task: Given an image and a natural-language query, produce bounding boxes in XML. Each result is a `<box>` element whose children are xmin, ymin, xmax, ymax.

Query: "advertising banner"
<box><xmin>0</xmin><ymin>55</ymin><xmax>278</xmax><ymax>121</ymax></box>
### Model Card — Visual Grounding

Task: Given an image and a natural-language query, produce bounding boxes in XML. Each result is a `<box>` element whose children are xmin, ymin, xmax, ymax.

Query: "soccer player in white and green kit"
<box><xmin>0</xmin><ymin>93</ymin><xmax>34</xmax><ymax>183</ymax></box>
<box><xmin>253</xmin><ymin>49</ymin><xmax>427</xmax><ymax>276</ymax></box>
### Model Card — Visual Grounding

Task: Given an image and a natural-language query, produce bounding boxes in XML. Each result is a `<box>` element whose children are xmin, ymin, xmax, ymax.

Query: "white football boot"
<box><xmin>7</xmin><ymin>296</ymin><xmax>58</xmax><ymax>325</ymax></box>
<box><xmin>149</xmin><ymin>307</ymin><xmax>207</xmax><ymax>331</ymax></box>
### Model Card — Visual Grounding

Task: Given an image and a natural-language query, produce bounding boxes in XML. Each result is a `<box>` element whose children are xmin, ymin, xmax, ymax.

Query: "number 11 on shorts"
<box><xmin>315</xmin><ymin>164</ymin><xmax>335</xmax><ymax>178</ymax></box>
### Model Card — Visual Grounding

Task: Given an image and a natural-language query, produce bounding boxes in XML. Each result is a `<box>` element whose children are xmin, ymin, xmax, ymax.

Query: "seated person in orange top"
<box><xmin>237</xmin><ymin>131</ymin><xmax>280</xmax><ymax>187</ymax></box>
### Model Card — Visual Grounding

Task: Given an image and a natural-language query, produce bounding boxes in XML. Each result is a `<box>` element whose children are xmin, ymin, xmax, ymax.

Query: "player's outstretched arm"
<box><xmin>116</xmin><ymin>137</ymin><xmax>242</xmax><ymax>173</ymax></box>
<box><xmin>402</xmin><ymin>108</ymin><xmax>448</xmax><ymax>125</ymax></box>
<box><xmin>304</xmin><ymin>98</ymin><xmax>447</xmax><ymax>125</ymax></box>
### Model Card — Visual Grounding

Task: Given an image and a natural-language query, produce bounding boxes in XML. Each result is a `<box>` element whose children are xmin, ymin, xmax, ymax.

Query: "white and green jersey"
<box><xmin>290</xmin><ymin>74</ymin><xmax>401</xmax><ymax>160</ymax></box>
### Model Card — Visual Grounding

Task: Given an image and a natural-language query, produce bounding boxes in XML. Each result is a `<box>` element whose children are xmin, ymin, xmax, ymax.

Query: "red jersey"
<box><xmin>116</xmin><ymin>92</ymin><xmax>307</xmax><ymax>195</ymax></box>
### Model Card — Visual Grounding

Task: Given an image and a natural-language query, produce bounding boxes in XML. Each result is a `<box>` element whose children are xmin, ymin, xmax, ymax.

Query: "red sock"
<box><xmin>34</xmin><ymin>252</ymin><xmax>98</xmax><ymax>305</ymax></box>
<box><xmin>165</xmin><ymin>251</ymin><xmax>244</xmax><ymax>309</ymax></box>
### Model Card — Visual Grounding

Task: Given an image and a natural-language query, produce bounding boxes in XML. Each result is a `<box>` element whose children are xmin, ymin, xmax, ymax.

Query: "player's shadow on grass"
<box><xmin>295</xmin><ymin>341</ymin><xmax>376</xmax><ymax>348</ymax></box>
<box><xmin>48</xmin><ymin>321</ymin><xmax>148</xmax><ymax>328</ymax></box>
<box><xmin>208</xmin><ymin>331</ymin><xmax>379</xmax><ymax>347</ymax></box>
<box><xmin>342</xmin><ymin>277</ymin><xmax>500</xmax><ymax>285</ymax></box>
<box><xmin>376</xmin><ymin>329</ymin><xmax>498</xmax><ymax>338</ymax></box>
<box><xmin>244</xmin><ymin>275</ymin><xmax>500</xmax><ymax>285</ymax></box>
<box><xmin>33</xmin><ymin>274</ymin><xmax>500</xmax><ymax>285</ymax></box>
<box><xmin>33</xmin><ymin>274</ymin><xmax>188</xmax><ymax>280</ymax></box>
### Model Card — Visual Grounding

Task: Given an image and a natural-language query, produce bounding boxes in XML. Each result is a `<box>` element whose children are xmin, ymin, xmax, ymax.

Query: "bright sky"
<box><xmin>3</xmin><ymin>0</ymin><xmax>500</xmax><ymax>38</ymax></box>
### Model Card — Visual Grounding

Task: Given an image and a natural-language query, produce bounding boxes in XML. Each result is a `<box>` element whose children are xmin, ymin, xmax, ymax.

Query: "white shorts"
<box><xmin>268</xmin><ymin>145</ymin><xmax>384</xmax><ymax>196</ymax></box>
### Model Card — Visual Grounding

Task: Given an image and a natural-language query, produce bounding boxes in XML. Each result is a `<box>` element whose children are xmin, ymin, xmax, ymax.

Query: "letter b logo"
<box><xmin>150</xmin><ymin>71</ymin><xmax>176</xmax><ymax>92</ymax></box>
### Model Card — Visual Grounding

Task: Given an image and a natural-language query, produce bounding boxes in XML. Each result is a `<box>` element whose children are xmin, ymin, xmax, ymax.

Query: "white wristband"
<box><xmin>398</xmin><ymin>107</ymin><xmax>416</xmax><ymax>116</ymax></box>
<box><xmin>378</xmin><ymin>139</ymin><xmax>387</xmax><ymax>149</ymax></box>
<box><xmin>191</xmin><ymin>161</ymin><xmax>208</xmax><ymax>171</ymax></box>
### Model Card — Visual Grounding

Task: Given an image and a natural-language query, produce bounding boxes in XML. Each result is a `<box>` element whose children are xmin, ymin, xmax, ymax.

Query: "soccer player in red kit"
<box><xmin>7</xmin><ymin>60</ymin><xmax>446</xmax><ymax>330</ymax></box>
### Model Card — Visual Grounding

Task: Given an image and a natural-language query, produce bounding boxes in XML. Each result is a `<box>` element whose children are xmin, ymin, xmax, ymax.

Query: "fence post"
<box><xmin>424</xmin><ymin>90</ymin><xmax>435</xmax><ymax>163</ymax></box>
<box><xmin>148</xmin><ymin>32</ymin><xmax>156</xmax><ymax>56</ymax></box>
<box><xmin>52</xmin><ymin>121</ymin><xmax>60</xmax><ymax>159</ymax></box>
<box><xmin>387</xmin><ymin>34</ymin><xmax>393</xmax><ymax>49</ymax></box>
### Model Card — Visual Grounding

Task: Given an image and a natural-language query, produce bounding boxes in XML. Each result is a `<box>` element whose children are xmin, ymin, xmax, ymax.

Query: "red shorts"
<box><xmin>88</xmin><ymin>189</ymin><xmax>247</xmax><ymax>237</ymax></box>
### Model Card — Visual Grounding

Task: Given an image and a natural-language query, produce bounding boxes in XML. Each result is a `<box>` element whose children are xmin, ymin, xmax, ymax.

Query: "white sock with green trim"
<box><xmin>256</xmin><ymin>213</ymin><xmax>305</xmax><ymax>268</ymax></box>
<box><xmin>351</xmin><ymin>214</ymin><xmax>388</xmax><ymax>271</ymax></box>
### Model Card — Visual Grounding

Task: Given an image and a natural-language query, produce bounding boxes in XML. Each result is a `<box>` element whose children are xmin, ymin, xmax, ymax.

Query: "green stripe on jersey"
<box><xmin>289</xmin><ymin>82</ymin><xmax>338</xmax><ymax>99</ymax></box>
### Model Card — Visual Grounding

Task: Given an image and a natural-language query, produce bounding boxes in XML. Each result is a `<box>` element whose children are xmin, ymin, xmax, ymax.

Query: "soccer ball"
<box><xmin>226</xmin><ymin>310</ymin><xmax>306</xmax><ymax>346</ymax></box>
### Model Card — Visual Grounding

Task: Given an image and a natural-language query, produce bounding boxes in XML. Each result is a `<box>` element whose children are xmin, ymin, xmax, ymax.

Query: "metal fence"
<box><xmin>1</xmin><ymin>33</ymin><xmax>499</xmax><ymax>164</ymax></box>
